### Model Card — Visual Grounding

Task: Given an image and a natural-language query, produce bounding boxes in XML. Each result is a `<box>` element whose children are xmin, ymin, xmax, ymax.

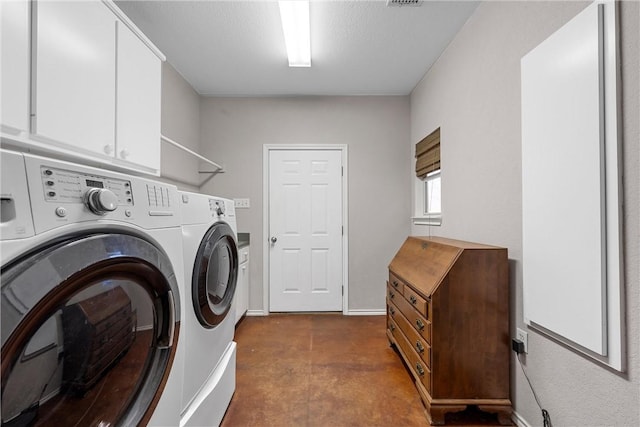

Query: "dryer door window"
<box><xmin>1</xmin><ymin>233</ymin><xmax>180</xmax><ymax>427</ymax></box>
<box><xmin>192</xmin><ymin>222</ymin><xmax>238</xmax><ymax>328</ymax></box>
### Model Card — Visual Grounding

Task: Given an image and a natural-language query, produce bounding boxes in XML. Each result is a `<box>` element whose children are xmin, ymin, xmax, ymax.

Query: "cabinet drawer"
<box><xmin>388</xmin><ymin>299</ymin><xmax>431</xmax><ymax>368</ymax></box>
<box><xmin>388</xmin><ymin>316</ymin><xmax>431</xmax><ymax>394</ymax></box>
<box><xmin>388</xmin><ymin>273</ymin><xmax>404</xmax><ymax>294</ymax></box>
<box><xmin>388</xmin><ymin>284</ymin><xmax>431</xmax><ymax>343</ymax></box>
<box><xmin>402</xmin><ymin>287</ymin><xmax>430</xmax><ymax>319</ymax></box>
<box><xmin>387</xmin><ymin>284</ymin><xmax>402</xmax><ymax>304</ymax></box>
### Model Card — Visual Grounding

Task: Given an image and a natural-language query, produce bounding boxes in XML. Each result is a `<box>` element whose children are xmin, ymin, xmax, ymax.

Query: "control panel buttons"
<box><xmin>44</xmin><ymin>169</ymin><xmax>53</xmax><ymax>175</ymax></box>
<box><xmin>55</xmin><ymin>207</ymin><xmax>67</xmax><ymax>217</ymax></box>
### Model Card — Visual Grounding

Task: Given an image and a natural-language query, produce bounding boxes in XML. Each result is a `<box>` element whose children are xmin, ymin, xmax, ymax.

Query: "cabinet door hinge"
<box><xmin>342</xmin><ymin>285</ymin><xmax>344</xmax><ymax>296</ymax></box>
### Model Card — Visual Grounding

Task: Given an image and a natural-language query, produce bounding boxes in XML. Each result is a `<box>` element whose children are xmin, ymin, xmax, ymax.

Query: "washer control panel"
<box><xmin>40</xmin><ymin>167</ymin><xmax>134</xmax><ymax>207</ymax></box>
<box><xmin>209</xmin><ymin>198</ymin><xmax>225</xmax><ymax>216</ymax></box>
<box><xmin>22</xmin><ymin>153</ymin><xmax>181</xmax><ymax>234</ymax></box>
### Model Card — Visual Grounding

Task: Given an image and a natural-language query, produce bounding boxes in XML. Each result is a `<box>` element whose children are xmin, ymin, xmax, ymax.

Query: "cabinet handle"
<box><xmin>392</xmin><ymin>280</ymin><xmax>399</xmax><ymax>288</ymax></box>
<box><xmin>103</xmin><ymin>144</ymin><xmax>114</xmax><ymax>155</ymax></box>
<box><xmin>389</xmin><ymin>323</ymin><xmax>396</xmax><ymax>332</ymax></box>
<box><xmin>416</xmin><ymin>318</ymin><xmax>424</xmax><ymax>330</ymax></box>
<box><xmin>416</xmin><ymin>363</ymin><xmax>425</xmax><ymax>376</ymax></box>
<box><xmin>119</xmin><ymin>149</ymin><xmax>130</xmax><ymax>160</ymax></box>
<box><xmin>416</xmin><ymin>341</ymin><xmax>425</xmax><ymax>353</ymax></box>
<box><xmin>409</xmin><ymin>295</ymin><xmax>417</xmax><ymax>304</ymax></box>
<box><xmin>389</xmin><ymin>307</ymin><xmax>395</xmax><ymax>316</ymax></box>
<box><xmin>389</xmin><ymin>291</ymin><xmax>395</xmax><ymax>299</ymax></box>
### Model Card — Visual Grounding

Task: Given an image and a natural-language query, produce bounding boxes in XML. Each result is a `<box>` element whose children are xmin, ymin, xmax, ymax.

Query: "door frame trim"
<box><xmin>262</xmin><ymin>144</ymin><xmax>349</xmax><ymax>315</ymax></box>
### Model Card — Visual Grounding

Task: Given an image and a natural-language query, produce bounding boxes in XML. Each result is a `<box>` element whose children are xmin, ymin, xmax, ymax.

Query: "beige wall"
<box><xmin>159</xmin><ymin>62</ymin><xmax>201</xmax><ymax>191</ymax></box>
<box><xmin>199</xmin><ymin>96</ymin><xmax>411</xmax><ymax>313</ymax></box>
<box><xmin>410</xmin><ymin>1</ymin><xmax>639</xmax><ymax>425</ymax></box>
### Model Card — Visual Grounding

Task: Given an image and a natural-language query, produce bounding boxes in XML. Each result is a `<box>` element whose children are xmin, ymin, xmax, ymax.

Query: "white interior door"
<box><xmin>268</xmin><ymin>149</ymin><xmax>343</xmax><ymax>312</ymax></box>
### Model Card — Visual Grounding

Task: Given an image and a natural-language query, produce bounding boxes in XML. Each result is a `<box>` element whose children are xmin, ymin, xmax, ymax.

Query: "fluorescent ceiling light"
<box><xmin>278</xmin><ymin>0</ymin><xmax>311</xmax><ymax>67</ymax></box>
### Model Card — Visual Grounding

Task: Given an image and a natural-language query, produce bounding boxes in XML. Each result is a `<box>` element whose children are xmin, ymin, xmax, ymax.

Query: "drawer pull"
<box><xmin>389</xmin><ymin>307</ymin><xmax>395</xmax><ymax>316</ymax></box>
<box><xmin>389</xmin><ymin>291</ymin><xmax>395</xmax><ymax>299</ymax></box>
<box><xmin>392</xmin><ymin>280</ymin><xmax>399</xmax><ymax>288</ymax></box>
<box><xmin>416</xmin><ymin>363</ymin><xmax>425</xmax><ymax>376</ymax></box>
<box><xmin>416</xmin><ymin>341</ymin><xmax>425</xmax><ymax>353</ymax></box>
<box><xmin>416</xmin><ymin>318</ymin><xmax>425</xmax><ymax>330</ymax></box>
<box><xmin>390</xmin><ymin>323</ymin><xmax>396</xmax><ymax>332</ymax></box>
<box><xmin>409</xmin><ymin>295</ymin><xmax>417</xmax><ymax>304</ymax></box>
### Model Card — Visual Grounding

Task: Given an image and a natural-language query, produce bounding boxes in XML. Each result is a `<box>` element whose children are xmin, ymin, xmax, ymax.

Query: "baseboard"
<box><xmin>246</xmin><ymin>309</ymin><xmax>385</xmax><ymax>316</ymax></box>
<box><xmin>512</xmin><ymin>410</ymin><xmax>532</xmax><ymax>427</ymax></box>
<box><xmin>246</xmin><ymin>309</ymin><xmax>266</xmax><ymax>316</ymax></box>
<box><xmin>346</xmin><ymin>309</ymin><xmax>386</xmax><ymax>316</ymax></box>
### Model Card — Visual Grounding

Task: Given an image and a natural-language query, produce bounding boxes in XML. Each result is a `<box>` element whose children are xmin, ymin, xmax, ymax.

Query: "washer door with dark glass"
<box><xmin>192</xmin><ymin>222</ymin><xmax>238</xmax><ymax>328</ymax></box>
<box><xmin>0</xmin><ymin>232</ymin><xmax>180</xmax><ymax>427</ymax></box>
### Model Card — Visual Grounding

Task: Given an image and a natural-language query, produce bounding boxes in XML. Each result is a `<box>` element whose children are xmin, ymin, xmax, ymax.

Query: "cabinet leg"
<box><xmin>428</xmin><ymin>405</ymin><xmax>466</xmax><ymax>425</ymax></box>
<box><xmin>477</xmin><ymin>405</ymin><xmax>513</xmax><ymax>425</ymax></box>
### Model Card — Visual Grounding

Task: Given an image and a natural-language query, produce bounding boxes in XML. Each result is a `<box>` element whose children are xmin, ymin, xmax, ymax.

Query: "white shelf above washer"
<box><xmin>160</xmin><ymin>134</ymin><xmax>224</xmax><ymax>187</ymax></box>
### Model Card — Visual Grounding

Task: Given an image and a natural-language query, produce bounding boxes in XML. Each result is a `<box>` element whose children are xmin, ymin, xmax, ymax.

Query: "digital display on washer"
<box><xmin>86</xmin><ymin>179</ymin><xmax>104</xmax><ymax>189</ymax></box>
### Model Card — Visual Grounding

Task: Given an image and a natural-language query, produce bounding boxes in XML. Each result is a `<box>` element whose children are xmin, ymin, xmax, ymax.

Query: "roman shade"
<box><xmin>415</xmin><ymin>127</ymin><xmax>440</xmax><ymax>178</ymax></box>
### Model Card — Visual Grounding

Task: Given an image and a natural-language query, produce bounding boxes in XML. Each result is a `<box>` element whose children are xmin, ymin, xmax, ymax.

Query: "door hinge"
<box><xmin>341</xmin><ymin>226</ymin><xmax>344</xmax><ymax>236</ymax></box>
<box><xmin>342</xmin><ymin>285</ymin><xmax>344</xmax><ymax>296</ymax></box>
<box><xmin>341</xmin><ymin>166</ymin><xmax>344</xmax><ymax>177</ymax></box>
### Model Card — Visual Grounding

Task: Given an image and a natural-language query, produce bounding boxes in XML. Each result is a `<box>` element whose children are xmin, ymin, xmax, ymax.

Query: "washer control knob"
<box><xmin>84</xmin><ymin>188</ymin><xmax>118</xmax><ymax>215</ymax></box>
<box><xmin>55</xmin><ymin>207</ymin><xmax>67</xmax><ymax>217</ymax></box>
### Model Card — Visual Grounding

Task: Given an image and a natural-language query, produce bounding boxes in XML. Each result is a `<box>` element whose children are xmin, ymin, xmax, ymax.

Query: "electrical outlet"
<box><xmin>516</xmin><ymin>328</ymin><xmax>528</xmax><ymax>354</ymax></box>
<box><xmin>234</xmin><ymin>198</ymin><xmax>250</xmax><ymax>209</ymax></box>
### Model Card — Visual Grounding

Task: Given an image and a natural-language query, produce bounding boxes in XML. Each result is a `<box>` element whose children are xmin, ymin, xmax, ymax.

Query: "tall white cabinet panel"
<box><xmin>32</xmin><ymin>0</ymin><xmax>116</xmax><ymax>155</ymax></box>
<box><xmin>1</xmin><ymin>0</ymin><xmax>30</xmax><ymax>134</ymax></box>
<box><xmin>116</xmin><ymin>21</ymin><xmax>161</xmax><ymax>171</ymax></box>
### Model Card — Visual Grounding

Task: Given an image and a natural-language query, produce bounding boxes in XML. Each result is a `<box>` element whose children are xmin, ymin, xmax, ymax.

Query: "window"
<box><xmin>413</xmin><ymin>171</ymin><xmax>442</xmax><ymax>226</ymax></box>
<box><xmin>424</xmin><ymin>170</ymin><xmax>441</xmax><ymax>215</ymax></box>
<box><xmin>413</xmin><ymin>128</ymin><xmax>441</xmax><ymax>226</ymax></box>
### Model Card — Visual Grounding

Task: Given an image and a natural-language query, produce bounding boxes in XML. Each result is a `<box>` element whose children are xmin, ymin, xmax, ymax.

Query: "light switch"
<box><xmin>234</xmin><ymin>198</ymin><xmax>250</xmax><ymax>209</ymax></box>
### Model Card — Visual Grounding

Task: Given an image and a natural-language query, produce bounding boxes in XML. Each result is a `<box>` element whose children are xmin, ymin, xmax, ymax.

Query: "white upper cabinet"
<box><xmin>1</xmin><ymin>1</ymin><xmax>30</xmax><ymax>134</ymax></box>
<box><xmin>5</xmin><ymin>0</ymin><xmax>164</xmax><ymax>175</ymax></box>
<box><xmin>32</xmin><ymin>0</ymin><xmax>117</xmax><ymax>157</ymax></box>
<box><xmin>116</xmin><ymin>21</ymin><xmax>161</xmax><ymax>171</ymax></box>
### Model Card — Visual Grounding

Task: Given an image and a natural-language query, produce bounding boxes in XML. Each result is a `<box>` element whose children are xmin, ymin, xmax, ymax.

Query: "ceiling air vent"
<box><xmin>386</xmin><ymin>0</ymin><xmax>423</xmax><ymax>7</ymax></box>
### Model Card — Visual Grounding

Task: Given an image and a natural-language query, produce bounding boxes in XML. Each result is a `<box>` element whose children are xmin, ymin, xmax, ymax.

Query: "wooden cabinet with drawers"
<box><xmin>387</xmin><ymin>236</ymin><xmax>511</xmax><ymax>425</ymax></box>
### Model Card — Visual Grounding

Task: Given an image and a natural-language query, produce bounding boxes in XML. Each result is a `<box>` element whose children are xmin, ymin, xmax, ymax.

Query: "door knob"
<box><xmin>270</xmin><ymin>236</ymin><xmax>277</xmax><ymax>244</ymax></box>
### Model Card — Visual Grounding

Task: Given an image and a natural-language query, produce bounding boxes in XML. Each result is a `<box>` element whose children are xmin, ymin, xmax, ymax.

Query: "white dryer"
<box><xmin>178</xmin><ymin>191</ymin><xmax>237</xmax><ymax>427</ymax></box>
<box><xmin>0</xmin><ymin>149</ymin><xmax>184</xmax><ymax>427</ymax></box>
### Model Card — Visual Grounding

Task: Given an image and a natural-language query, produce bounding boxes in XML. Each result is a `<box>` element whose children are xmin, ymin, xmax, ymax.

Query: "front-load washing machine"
<box><xmin>178</xmin><ymin>191</ymin><xmax>237</xmax><ymax>427</ymax></box>
<box><xmin>0</xmin><ymin>149</ymin><xmax>184</xmax><ymax>427</ymax></box>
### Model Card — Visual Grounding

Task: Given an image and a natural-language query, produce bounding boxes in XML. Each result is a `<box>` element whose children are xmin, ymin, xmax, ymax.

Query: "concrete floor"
<box><xmin>221</xmin><ymin>314</ymin><xmax>509</xmax><ymax>427</ymax></box>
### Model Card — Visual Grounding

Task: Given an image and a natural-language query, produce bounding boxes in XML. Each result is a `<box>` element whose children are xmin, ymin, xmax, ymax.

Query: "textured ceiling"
<box><xmin>115</xmin><ymin>0</ymin><xmax>479</xmax><ymax>96</ymax></box>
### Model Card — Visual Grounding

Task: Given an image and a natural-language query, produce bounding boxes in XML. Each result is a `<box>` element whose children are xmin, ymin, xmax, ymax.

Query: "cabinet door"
<box><xmin>32</xmin><ymin>0</ymin><xmax>116</xmax><ymax>156</ymax></box>
<box><xmin>235</xmin><ymin>249</ymin><xmax>249</xmax><ymax>324</ymax></box>
<box><xmin>116</xmin><ymin>21</ymin><xmax>161</xmax><ymax>172</ymax></box>
<box><xmin>1</xmin><ymin>0</ymin><xmax>30</xmax><ymax>133</ymax></box>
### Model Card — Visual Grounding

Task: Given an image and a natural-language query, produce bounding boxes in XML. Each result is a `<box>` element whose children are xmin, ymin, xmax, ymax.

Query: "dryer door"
<box><xmin>192</xmin><ymin>222</ymin><xmax>238</xmax><ymax>328</ymax></box>
<box><xmin>0</xmin><ymin>232</ymin><xmax>180</xmax><ymax>427</ymax></box>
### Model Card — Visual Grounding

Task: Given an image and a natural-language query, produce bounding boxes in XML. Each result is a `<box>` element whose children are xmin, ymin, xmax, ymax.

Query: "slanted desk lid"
<box><xmin>389</xmin><ymin>236</ymin><xmax>463</xmax><ymax>298</ymax></box>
